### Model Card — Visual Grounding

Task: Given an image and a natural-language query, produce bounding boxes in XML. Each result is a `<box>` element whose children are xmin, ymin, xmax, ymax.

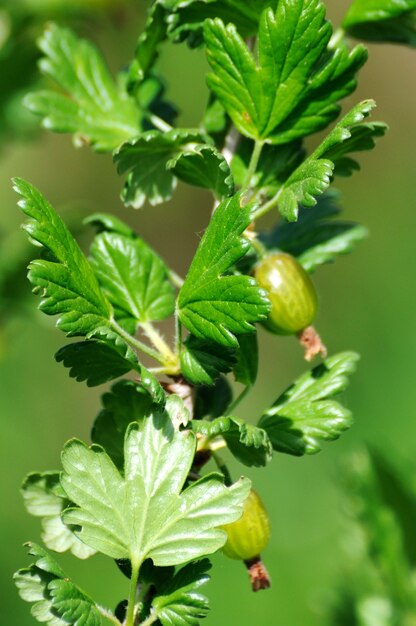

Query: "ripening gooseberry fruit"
<box><xmin>222</xmin><ymin>489</ymin><xmax>271</xmax><ymax>591</ymax></box>
<box><xmin>254</xmin><ymin>252</ymin><xmax>317</xmax><ymax>334</ymax></box>
<box><xmin>254</xmin><ymin>252</ymin><xmax>327</xmax><ymax>361</ymax></box>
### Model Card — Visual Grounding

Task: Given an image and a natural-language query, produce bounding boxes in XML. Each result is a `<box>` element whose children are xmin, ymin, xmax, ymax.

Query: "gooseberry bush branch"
<box><xmin>13</xmin><ymin>0</ymin><xmax>415</xmax><ymax>623</ymax></box>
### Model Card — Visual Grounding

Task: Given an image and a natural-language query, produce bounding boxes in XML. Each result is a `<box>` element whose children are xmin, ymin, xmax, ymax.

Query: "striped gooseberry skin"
<box><xmin>254</xmin><ymin>252</ymin><xmax>318</xmax><ymax>335</ymax></box>
<box><xmin>222</xmin><ymin>490</ymin><xmax>270</xmax><ymax>561</ymax></box>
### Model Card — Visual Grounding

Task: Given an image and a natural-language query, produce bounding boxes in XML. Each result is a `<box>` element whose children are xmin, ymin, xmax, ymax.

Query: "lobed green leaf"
<box><xmin>62</xmin><ymin>396</ymin><xmax>250</xmax><ymax>565</ymax></box>
<box><xmin>55</xmin><ymin>331</ymin><xmax>140</xmax><ymax>387</ymax></box>
<box><xmin>89</xmin><ymin>231</ymin><xmax>175</xmax><ymax>327</ymax></box>
<box><xmin>274</xmin><ymin>100</ymin><xmax>383</xmax><ymax>221</ymax></box>
<box><xmin>25</xmin><ymin>24</ymin><xmax>141</xmax><ymax>151</ymax></box>
<box><xmin>178</xmin><ymin>194</ymin><xmax>270</xmax><ymax>347</ymax></box>
<box><xmin>168</xmin><ymin>144</ymin><xmax>234</xmax><ymax>199</ymax></box>
<box><xmin>259</xmin><ymin>352</ymin><xmax>359</xmax><ymax>455</ymax></box>
<box><xmin>14</xmin><ymin>543</ymin><xmax>101</xmax><ymax>626</ymax></box>
<box><xmin>129</xmin><ymin>2</ymin><xmax>168</xmax><ymax>85</ymax></box>
<box><xmin>15</xmin><ymin>178</ymin><xmax>112</xmax><ymax>337</ymax></box>
<box><xmin>167</xmin><ymin>0</ymin><xmax>279</xmax><ymax>45</ymax></box>
<box><xmin>22</xmin><ymin>473</ymin><xmax>96</xmax><ymax>560</ymax></box>
<box><xmin>205</xmin><ymin>1</ymin><xmax>367</xmax><ymax>145</ymax></box>
<box><xmin>114</xmin><ymin>129</ymin><xmax>203</xmax><ymax>208</ymax></box>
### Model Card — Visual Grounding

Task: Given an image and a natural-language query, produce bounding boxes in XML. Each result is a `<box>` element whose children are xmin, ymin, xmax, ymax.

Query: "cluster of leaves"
<box><xmin>326</xmin><ymin>448</ymin><xmax>416</xmax><ymax>626</ymax></box>
<box><xmin>13</xmin><ymin>0</ymin><xmax>412</xmax><ymax>623</ymax></box>
<box><xmin>0</xmin><ymin>0</ymin><xmax>136</xmax><ymax>147</ymax></box>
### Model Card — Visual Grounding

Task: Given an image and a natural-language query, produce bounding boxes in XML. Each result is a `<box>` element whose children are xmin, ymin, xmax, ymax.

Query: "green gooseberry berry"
<box><xmin>254</xmin><ymin>252</ymin><xmax>318</xmax><ymax>335</ymax></box>
<box><xmin>222</xmin><ymin>489</ymin><xmax>270</xmax><ymax>561</ymax></box>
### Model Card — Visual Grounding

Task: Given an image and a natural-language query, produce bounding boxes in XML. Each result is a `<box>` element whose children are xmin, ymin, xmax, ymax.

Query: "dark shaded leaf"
<box><xmin>180</xmin><ymin>336</ymin><xmax>236</xmax><ymax>386</ymax></box>
<box><xmin>151</xmin><ymin>560</ymin><xmax>211</xmax><ymax>625</ymax></box>
<box><xmin>194</xmin><ymin>376</ymin><xmax>233</xmax><ymax>420</ymax></box>
<box><xmin>233</xmin><ymin>333</ymin><xmax>258</xmax><ymax>386</ymax></box>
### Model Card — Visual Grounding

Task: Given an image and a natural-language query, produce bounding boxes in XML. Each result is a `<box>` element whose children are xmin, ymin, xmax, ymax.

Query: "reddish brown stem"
<box><xmin>244</xmin><ymin>556</ymin><xmax>271</xmax><ymax>592</ymax></box>
<box><xmin>297</xmin><ymin>325</ymin><xmax>327</xmax><ymax>362</ymax></box>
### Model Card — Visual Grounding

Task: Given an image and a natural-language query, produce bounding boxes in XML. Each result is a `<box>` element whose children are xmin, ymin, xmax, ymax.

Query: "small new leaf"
<box><xmin>274</xmin><ymin>100</ymin><xmax>382</xmax><ymax>221</ymax></box>
<box><xmin>89</xmin><ymin>231</ymin><xmax>175</xmax><ymax>326</ymax></box>
<box><xmin>343</xmin><ymin>0</ymin><xmax>416</xmax><ymax>46</ymax></box>
<box><xmin>205</xmin><ymin>1</ymin><xmax>367</xmax><ymax>144</ymax></box>
<box><xmin>178</xmin><ymin>194</ymin><xmax>270</xmax><ymax>347</ymax></box>
<box><xmin>62</xmin><ymin>396</ymin><xmax>250</xmax><ymax>565</ymax></box>
<box><xmin>25</xmin><ymin>24</ymin><xmax>141</xmax><ymax>151</ymax></box>
<box><xmin>191</xmin><ymin>416</ymin><xmax>272</xmax><ymax>467</ymax></box>
<box><xmin>259</xmin><ymin>352</ymin><xmax>359</xmax><ymax>456</ymax></box>
<box><xmin>150</xmin><ymin>560</ymin><xmax>211</xmax><ymax>626</ymax></box>
<box><xmin>180</xmin><ymin>335</ymin><xmax>236</xmax><ymax>386</ymax></box>
<box><xmin>129</xmin><ymin>2</ymin><xmax>168</xmax><ymax>85</ymax></box>
<box><xmin>15</xmin><ymin>178</ymin><xmax>112</xmax><ymax>336</ymax></box>
<box><xmin>194</xmin><ymin>376</ymin><xmax>233</xmax><ymax>420</ymax></box>
<box><xmin>115</xmin><ymin>129</ymin><xmax>203</xmax><ymax>208</ymax></box>
<box><xmin>14</xmin><ymin>543</ymin><xmax>101</xmax><ymax>626</ymax></box>
<box><xmin>22</xmin><ymin>473</ymin><xmax>96</xmax><ymax>559</ymax></box>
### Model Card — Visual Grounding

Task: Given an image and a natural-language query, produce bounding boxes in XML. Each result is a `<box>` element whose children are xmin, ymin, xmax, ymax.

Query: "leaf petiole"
<box><xmin>242</xmin><ymin>140</ymin><xmax>264</xmax><ymax>192</ymax></box>
<box><xmin>169</xmin><ymin>269</ymin><xmax>185</xmax><ymax>289</ymax></box>
<box><xmin>125</xmin><ymin>560</ymin><xmax>141</xmax><ymax>626</ymax></box>
<box><xmin>226</xmin><ymin>385</ymin><xmax>250</xmax><ymax>415</ymax></box>
<box><xmin>144</xmin><ymin>111</ymin><xmax>173</xmax><ymax>133</ymax></box>
<box><xmin>252</xmin><ymin>186</ymin><xmax>283</xmax><ymax>221</ymax></box>
<box><xmin>110</xmin><ymin>319</ymin><xmax>165</xmax><ymax>364</ymax></box>
<box><xmin>96</xmin><ymin>605</ymin><xmax>122</xmax><ymax>625</ymax></box>
<box><xmin>211</xmin><ymin>451</ymin><xmax>233</xmax><ymax>487</ymax></box>
<box><xmin>139</xmin><ymin>612</ymin><xmax>159</xmax><ymax>626</ymax></box>
<box><xmin>140</xmin><ymin>321</ymin><xmax>178</xmax><ymax>369</ymax></box>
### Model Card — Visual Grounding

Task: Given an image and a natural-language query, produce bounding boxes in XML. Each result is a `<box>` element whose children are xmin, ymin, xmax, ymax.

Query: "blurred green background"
<box><xmin>1</xmin><ymin>1</ymin><xmax>415</xmax><ymax>624</ymax></box>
